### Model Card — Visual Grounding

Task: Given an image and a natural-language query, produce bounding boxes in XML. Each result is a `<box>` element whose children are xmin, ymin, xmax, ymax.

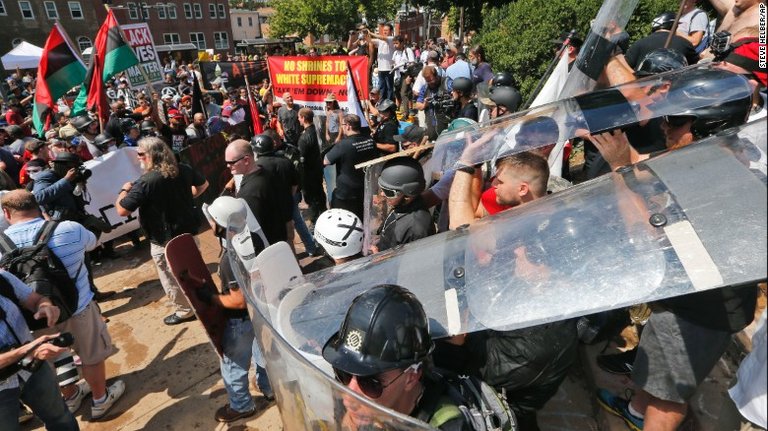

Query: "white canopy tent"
<box><xmin>1</xmin><ymin>41</ymin><xmax>43</xmax><ymax>70</ymax></box>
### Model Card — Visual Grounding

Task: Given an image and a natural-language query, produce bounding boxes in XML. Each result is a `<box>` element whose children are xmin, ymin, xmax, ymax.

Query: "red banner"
<box><xmin>267</xmin><ymin>56</ymin><xmax>369</xmax><ymax>114</ymax></box>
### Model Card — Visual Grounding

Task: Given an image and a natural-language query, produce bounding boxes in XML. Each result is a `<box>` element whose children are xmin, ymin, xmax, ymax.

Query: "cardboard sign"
<box><xmin>121</xmin><ymin>23</ymin><xmax>164</xmax><ymax>87</ymax></box>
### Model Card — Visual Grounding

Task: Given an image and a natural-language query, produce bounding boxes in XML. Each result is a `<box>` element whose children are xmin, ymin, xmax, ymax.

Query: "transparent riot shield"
<box><xmin>430</xmin><ymin>64</ymin><xmax>753</xmax><ymax>173</ymax></box>
<box><xmin>268</xmin><ymin>120</ymin><xmax>766</xmax><ymax>343</ymax></box>
<box><xmin>226</xmin><ymin>228</ymin><xmax>433</xmax><ymax>430</ymax></box>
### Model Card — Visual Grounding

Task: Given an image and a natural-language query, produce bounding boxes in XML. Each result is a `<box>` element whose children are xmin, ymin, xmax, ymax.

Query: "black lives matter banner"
<box><xmin>199</xmin><ymin>61</ymin><xmax>268</xmax><ymax>90</ymax></box>
<box><xmin>121</xmin><ymin>23</ymin><xmax>164</xmax><ymax>87</ymax></box>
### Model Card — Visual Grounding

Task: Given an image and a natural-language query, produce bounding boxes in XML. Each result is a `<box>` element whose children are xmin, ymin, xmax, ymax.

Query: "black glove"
<box><xmin>195</xmin><ymin>287</ymin><xmax>216</xmax><ymax>305</ymax></box>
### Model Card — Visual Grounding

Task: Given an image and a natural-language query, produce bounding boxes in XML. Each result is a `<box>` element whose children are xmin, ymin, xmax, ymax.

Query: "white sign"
<box><xmin>121</xmin><ymin>23</ymin><xmax>164</xmax><ymax>88</ymax></box>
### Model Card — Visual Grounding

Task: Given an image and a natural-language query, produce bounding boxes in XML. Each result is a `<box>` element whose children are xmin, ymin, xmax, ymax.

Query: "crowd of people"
<box><xmin>0</xmin><ymin>0</ymin><xmax>765</xmax><ymax>429</ymax></box>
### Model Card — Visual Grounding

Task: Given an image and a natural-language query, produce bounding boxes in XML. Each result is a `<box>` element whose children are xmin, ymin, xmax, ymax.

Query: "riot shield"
<box><xmin>429</xmin><ymin>64</ymin><xmax>753</xmax><ymax>173</ymax></box>
<box><xmin>226</xmin><ymin>226</ymin><xmax>433</xmax><ymax>430</ymax></box>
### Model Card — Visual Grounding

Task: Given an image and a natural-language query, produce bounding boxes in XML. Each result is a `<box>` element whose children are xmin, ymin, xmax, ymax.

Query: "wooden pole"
<box><xmin>665</xmin><ymin>0</ymin><xmax>687</xmax><ymax>49</ymax></box>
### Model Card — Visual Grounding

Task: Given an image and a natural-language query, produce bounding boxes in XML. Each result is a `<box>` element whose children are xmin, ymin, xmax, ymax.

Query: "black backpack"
<box><xmin>0</xmin><ymin>221</ymin><xmax>79</xmax><ymax>330</ymax></box>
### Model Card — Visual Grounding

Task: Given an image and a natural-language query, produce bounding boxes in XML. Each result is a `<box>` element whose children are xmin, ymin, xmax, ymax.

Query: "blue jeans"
<box><xmin>323</xmin><ymin>165</ymin><xmax>336</xmax><ymax>207</ymax></box>
<box><xmin>0</xmin><ymin>365</ymin><xmax>78</xmax><ymax>431</ymax></box>
<box><xmin>292</xmin><ymin>192</ymin><xmax>316</xmax><ymax>254</ymax></box>
<box><xmin>378</xmin><ymin>70</ymin><xmax>394</xmax><ymax>101</ymax></box>
<box><xmin>220</xmin><ymin>317</ymin><xmax>272</xmax><ymax>412</ymax></box>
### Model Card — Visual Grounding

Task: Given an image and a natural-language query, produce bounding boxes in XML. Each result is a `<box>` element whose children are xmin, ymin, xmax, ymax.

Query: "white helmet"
<box><xmin>314</xmin><ymin>209</ymin><xmax>364</xmax><ymax>259</ymax></box>
<box><xmin>206</xmin><ymin>196</ymin><xmax>248</xmax><ymax>229</ymax></box>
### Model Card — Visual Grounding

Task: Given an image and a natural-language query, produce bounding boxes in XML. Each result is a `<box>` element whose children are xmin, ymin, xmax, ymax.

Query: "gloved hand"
<box><xmin>195</xmin><ymin>288</ymin><xmax>217</xmax><ymax>306</ymax></box>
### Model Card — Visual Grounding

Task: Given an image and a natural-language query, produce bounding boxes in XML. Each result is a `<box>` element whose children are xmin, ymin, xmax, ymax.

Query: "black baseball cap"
<box><xmin>394</xmin><ymin>125</ymin><xmax>426</xmax><ymax>143</ymax></box>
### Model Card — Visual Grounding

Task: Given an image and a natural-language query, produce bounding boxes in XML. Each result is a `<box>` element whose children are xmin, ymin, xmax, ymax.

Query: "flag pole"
<box><xmin>665</xmin><ymin>0</ymin><xmax>687</xmax><ymax>49</ymax></box>
<box><xmin>103</xmin><ymin>4</ymin><xmax>157</xmax><ymax>94</ymax></box>
<box><xmin>522</xmin><ymin>29</ymin><xmax>575</xmax><ymax>110</ymax></box>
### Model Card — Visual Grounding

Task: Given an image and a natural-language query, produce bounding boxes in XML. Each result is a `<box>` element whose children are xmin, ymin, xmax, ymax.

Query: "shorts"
<box><xmin>37</xmin><ymin>301</ymin><xmax>114</xmax><ymax>366</ymax></box>
<box><xmin>631</xmin><ymin>310</ymin><xmax>731</xmax><ymax>404</ymax></box>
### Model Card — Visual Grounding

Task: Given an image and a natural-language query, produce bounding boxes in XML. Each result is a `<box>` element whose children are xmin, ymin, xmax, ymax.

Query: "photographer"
<box><xmin>415</xmin><ymin>65</ymin><xmax>452</xmax><ymax>141</ymax></box>
<box><xmin>0</xmin><ymin>269</ymin><xmax>78</xmax><ymax>430</ymax></box>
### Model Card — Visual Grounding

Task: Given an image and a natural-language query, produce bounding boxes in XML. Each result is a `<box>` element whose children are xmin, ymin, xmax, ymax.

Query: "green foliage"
<box><xmin>475</xmin><ymin>0</ymin><xmax>679</xmax><ymax>101</ymax></box>
<box><xmin>267</xmin><ymin>0</ymin><xmax>400</xmax><ymax>41</ymax></box>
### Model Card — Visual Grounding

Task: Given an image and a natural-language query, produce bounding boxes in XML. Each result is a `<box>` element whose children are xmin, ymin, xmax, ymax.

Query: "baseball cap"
<box><xmin>24</xmin><ymin>139</ymin><xmax>46</xmax><ymax>152</ymax></box>
<box><xmin>394</xmin><ymin>125</ymin><xmax>426</xmax><ymax>143</ymax></box>
<box><xmin>551</xmin><ymin>31</ymin><xmax>584</xmax><ymax>49</ymax></box>
<box><xmin>168</xmin><ymin>108</ymin><xmax>183</xmax><ymax>120</ymax></box>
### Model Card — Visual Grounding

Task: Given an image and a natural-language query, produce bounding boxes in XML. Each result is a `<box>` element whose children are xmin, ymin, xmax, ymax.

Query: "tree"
<box><xmin>267</xmin><ymin>0</ymin><xmax>401</xmax><ymax>41</ymax></box>
<box><xmin>474</xmin><ymin>0</ymin><xmax>680</xmax><ymax>100</ymax></box>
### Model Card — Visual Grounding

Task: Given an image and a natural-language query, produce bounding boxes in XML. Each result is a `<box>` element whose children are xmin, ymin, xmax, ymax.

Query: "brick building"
<box><xmin>0</xmin><ymin>0</ymin><xmax>233</xmax><ymax>68</ymax></box>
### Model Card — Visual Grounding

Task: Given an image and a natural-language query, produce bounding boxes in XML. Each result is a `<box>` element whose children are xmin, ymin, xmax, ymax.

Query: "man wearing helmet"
<box><xmin>323</xmin><ymin>284</ymin><xmax>472</xmax><ymax>430</ymax></box>
<box><xmin>625</xmin><ymin>12</ymin><xmax>699</xmax><ymax>69</ymax></box>
<box><xmin>451</xmin><ymin>78</ymin><xmax>478</xmax><ymax>121</ymax></box>
<box><xmin>373</xmin><ymin>157</ymin><xmax>435</xmax><ymax>253</ymax></box>
<box><xmin>305</xmin><ymin>208</ymin><xmax>364</xmax><ymax>273</ymax></box>
<box><xmin>372</xmin><ymin>100</ymin><xmax>400</xmax><ymax>154</ymax></box>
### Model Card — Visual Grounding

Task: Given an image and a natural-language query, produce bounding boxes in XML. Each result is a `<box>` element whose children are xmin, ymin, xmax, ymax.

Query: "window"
<box><xmin>127</xmin><ymin>2</ymin><xmax>138</xmax><ymax>19</ymax></box>
<box><xmin>139</xmin><ymin>2</ymin><xmax>149</xmax><ymax>19</ymax></box>
<box><xmin>44</xmin><ymin>1</ymin><xmax>58</xmax><ymax>19</ymax></box>
<box><xmin>192</xmin><ymin>3</ymin><xmax>202</xmax><ymax>19</ymax></box>
<box><xmin>0</xmin><ymin>1</ymin><xmax>6</xmax><ymax>16</ymax></box>
<box><xmin>77</xmin><ymin>36</ymin><xmax>92</xmax><ymax>53</ymax></box>
<box><xmin>248</xmin><ymin>16</ymin><xmax>252</xmax><ymax>26</ymax></box>
<box><xmin>183</xmin><ymin>3</ymin><xmax>191</xmax><ymax>19</ymax></box>
<box><xmin>214</xmin><ymin>32</ymin><xmax>228</xmax><ymax>49</ymax></box>
<box><xmin>157</xmin><ymin>3</ymin><xmax>166</xmax><ymax>19</ymax></box>
<box><xmin>18</xmin><ymin>1</ymin><xmax>34</xmax><ymax>19</ymax></box>
<box><xmin>236</xmin><ymin>16</ymin><xmax>241</xmax><ymax>27</ymax></box>
<box><xmin>167</xmin><ymin>4</ymin><xmax>176</xmax><ymax>19</ymax></box>
<box><xmin>68</xmin><ymin>2</ymin><xmax>83</xmax><ymax>19</ymax></box>
<box><xmin>163</xmin><ymin>33</ymin><xmax>180</xmax><ymax>45</ymax></box>
<box><xmin>217</xmin><ymin>3</ymin><xmax>225</xmax><ymax>18</ymax></box>
<box><xmin>189</xmin><ymin>32</ymin><xmax>206</xmax><ymax>49</ymax></box>
<box><xmin>208</xmin><ymin>3</ymin><xmax>216</xmax><ymax>18</ymax></box>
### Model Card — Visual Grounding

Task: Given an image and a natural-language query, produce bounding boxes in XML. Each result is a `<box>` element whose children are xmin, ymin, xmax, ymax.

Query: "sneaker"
<box><xmin>596</xmin><ymin>389</ymin><xmax>644</xmax><ymax>431</ymax></box>
<box><xmin>597</xmin><ymin>348</ymin><xmax>637</xmax><ymax>375</ymax></box>
<box><xmin>215</xmin><ymin>404</ymin><xmax>256</xmax><ymax>423</ymax></box>
<box><xmin>65</xmin><ymin>380</ymin><xmax>92</xmax><ymax>413</ymax></box>
<box><xmin>91</xmin><ymin>380</ymin><xmax>126</xmax><ymax>420</ymax></box>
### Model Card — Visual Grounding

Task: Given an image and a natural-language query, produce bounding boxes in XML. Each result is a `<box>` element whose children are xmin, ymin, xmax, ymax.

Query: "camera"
<box><xmin>710</xmin><ymin>31</ymin><xmax>732</xmax><ymax>61</ymax></box>
<box><xmin>431</xmin><ymin>94</ymin><xmax>457</xmax><ymax>112</ymax></box>
<box><xmin>73</xmin><ymin>165</ymin><xmax>92</xmax><ymax>183</ymax></box>
<box><xmin>0</xmin><ymin>332</ymin><xmax>75</xmax><ymax>380</ymax></box>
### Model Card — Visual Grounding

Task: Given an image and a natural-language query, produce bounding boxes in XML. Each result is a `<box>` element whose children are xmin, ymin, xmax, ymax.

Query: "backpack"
<box><xmin>0</xmin><ymin>221</ymin><xmax>79</xmax><ymax>330</ymax></box>
<box><xmin>420</xmin><ymin>368</ymin><xmax>518</xmax><ymax>431</ymax></box>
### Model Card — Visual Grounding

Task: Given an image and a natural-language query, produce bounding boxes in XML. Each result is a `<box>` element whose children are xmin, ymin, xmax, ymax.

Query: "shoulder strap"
<box><xmin>34</xmin><ymin>221</ymin><xmax>59</xmax><ymax>246</ymax></box>
<box><xmin>429</xmin><ymin>402</ymin><xmax>465</xmax><ymax>429</ymax></box>
<box><xmin>0</xmin><ymin>231</ymin><xmax>18</xmax><ymax>254</ymax></box>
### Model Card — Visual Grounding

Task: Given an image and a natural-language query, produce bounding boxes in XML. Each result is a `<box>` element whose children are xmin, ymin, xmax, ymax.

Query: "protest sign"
<box><xmin>199</xmin><ymin>61</ymin><xmax>268</xmax><ymax>90</ymax></box>
<box><xmin>121</xmin><ymin>23</ymin><xmax>164</xmax><ymax>88</ymax></box>
<box><xmin>267</xmin><ymin>56</ymin><xmax>369</xmax><ymax>114</ymax></box>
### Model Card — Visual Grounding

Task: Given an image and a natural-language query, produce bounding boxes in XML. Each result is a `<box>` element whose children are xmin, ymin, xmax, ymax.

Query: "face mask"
<box><xmin>471</xmin><ymin>59</ymin><xmax>479</xmax><ymax>66</ymax></box>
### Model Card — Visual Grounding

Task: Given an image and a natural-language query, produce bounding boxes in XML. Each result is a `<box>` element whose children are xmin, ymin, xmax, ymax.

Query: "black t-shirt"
<box><xmin>411</xmin><ymin>372</ymin><xmax>474</xmax><ymax>431</ymax></box>
<box><xmin>661</xmin><ymin>284</ymin><xmax>758</xmax><ymax>332</ymax></box>
<box><xmin>237</xmin><ymin>167</ymin><xmax>292</xmax><ymax>244</ymax></box>
<box><xmin>325</xmin><ymin>134</ymin><xmax>377</xmax><ymax>200</ymax></box>
<box><xmin>297</xmin><ymin>125</ymin><xmax>324</xmax><ymax>186</ymax></box>
<box><xmin>119</xmin><ymin>164</ymin><xmax>206</xmax><ymax>244</ymax></box>
<box><xmin>158</xmin><ymin>123</ymin><xmax>190</xmax><ymax>154</ymax></box>
<box><xmin>373</xmin><ymin>118</ymin><xmax>400</xmax><ymax>153</ymax></box>
<box><xmin>458</xmin><ymin>103</ymin><xmax>478</xmax><ymax>122</ymax></box>
<box><xmin>377</xmin><ymin>196</ymin><xmax>435</xmax><ymax>251</ymax></box>
<box><xmin>278</xmin><ymin>105</ymin><xmax>302</xmax><ymax>144</ymax></box>
<box><xmin>625</xmin><ymin>31</ymin><xmax>699</xmax><ymax>70</ymax></box>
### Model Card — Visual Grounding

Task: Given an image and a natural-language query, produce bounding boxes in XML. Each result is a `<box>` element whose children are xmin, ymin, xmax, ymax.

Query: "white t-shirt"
<box><xmin>676</xmin><ymin>9</ymin><xmax>708</xmax><ymax>36</ymax></box>
<box><xmin>374</xmin><ymin>38</ymin><xmax>394</xmax><ymax>71</ymax></box>
<box><xmin>392</xmin><ymin>47</ymin><xmax>415</xmax><ymax>79</ymax></box>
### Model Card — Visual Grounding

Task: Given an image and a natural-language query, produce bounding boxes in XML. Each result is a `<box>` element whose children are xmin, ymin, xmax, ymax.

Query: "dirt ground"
<box><xmin>24</xmin><ymin>228</ymin><xmax>284</xmax><ymax>431</ymax></box>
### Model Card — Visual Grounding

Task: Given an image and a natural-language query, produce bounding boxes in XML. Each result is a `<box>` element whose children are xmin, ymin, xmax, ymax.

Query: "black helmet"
<box><xmin>71</xmin><ymin>115</ymin><xmax>95</xmax><ymax>133</ymax></box>
<box><xmin>52</xmin><ymin>152</ymin><xmax>82</xmax><ymax>164</ymax></box>
<box><xmin>251</xmin><ymin>134</ymin><xmax>276</xmax><ymax>155</ymax></box>
<box><xmin>490</xmin><ymin>86</ymin><xmax>522</xmax><ymax>111</ymax></box>
<box><xmin>378</xmin><ymin>157</ymin><xmax>426</xmax><ymax>197</ymax></box>
<box><xmin>140</xmin><ymin>120</ymin><xmax>156</xmax><ymax>132</ymax></box>
<box><xmin>322</xmin><ymin>284</ymin><xmax>433</xmax><ymax>376</ymax></box>
<box><xmin>667</xmin><ymin>69</ymin><xmax>752</xmax><ymax>139</ymax></box>
<box><xmin>120</xmin><ymin>118</ymin><xmax>139</xmax><ymax>134</ymax></box>
<box><xmin>651</xmin><ymin>12</ymin><xmax>676</xmax><ymax>32</ymax></box>
<box><xmin>94</xmin><ymin>133</ymin><xmax>115</xmax><ymax>148</ymax></box>
<box><xmin>492</xmin><ymin>71</ymin><xmax>515</xmax><ymax>88</ymax></box>
<box><xmin>451</xmin><ymin>77</ymin><xmax>473</xmax><ymax>96</ymax></box>
<box><xmin>378</xmin><ymin>99</ymin><xmax>397</xmax><ymax>113</ymax></box>
<box><xmin>635</xmin><ymin>48</ymin><xmax>688</xmax><ymax>77</ymax></box>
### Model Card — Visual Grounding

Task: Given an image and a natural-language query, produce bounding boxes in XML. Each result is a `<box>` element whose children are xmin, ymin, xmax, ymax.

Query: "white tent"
<box><xmin>1</xmin><ymin>41</ymin><xmax>43</xmax><ymax>70</ymax></box>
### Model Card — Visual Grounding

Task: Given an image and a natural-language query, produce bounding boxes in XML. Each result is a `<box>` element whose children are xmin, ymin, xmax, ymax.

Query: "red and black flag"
<box><xmin>32</xmin><ymin>23</ymin><xmax>86</xmax><ymax>136</ymax></box>
<box><xmin>72</xmin><ymin>10</ymin><xmax>138</xmax><ymax>123</ymax></box>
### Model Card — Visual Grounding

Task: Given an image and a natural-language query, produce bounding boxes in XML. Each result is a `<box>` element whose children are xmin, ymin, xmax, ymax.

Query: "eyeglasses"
<box><xmin>225</xmin><ymin>155</ymin><xmax>247</xmax><ymax>166</ymax></box>
<box><xmin>380</xmin><ymin>187</ymin><xmax>401</xmax><ymax>198</ymax></box>
<box><xmin>663</xmin><ymin>115</ymin><xmax>692</xmax><ymax>128</ymax></box>
<box><xmin>333</xmin><ymin>363</ymin><xmax>420</xmax><ymax>399</ymax></box>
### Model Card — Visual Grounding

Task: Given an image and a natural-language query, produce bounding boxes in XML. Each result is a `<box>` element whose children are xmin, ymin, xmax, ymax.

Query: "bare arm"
<box><xmin>22</xmin><ymin>292</ymin><xmax>60</xmax><ymax>328</ymax></box>
<box><xmin>192</xmin><ymin>180</ymin><xmax>209</xmax><ymax>198</ymax></box>
<box><xmin>706</xmin><ymin>0</ymin><xmax>732</xmax><ymax>17</ymax></box>
<box><xmin>588</xmin><ymin>130</ymin><xmax>647</xmax><ymax>171</ymax></box>
<box><xmin>682</xmin><ymin>31</ymin><xmax>705</xmax><ymax>47</ymax></box>
<box><xmin>115</xmin><ymin>181</ymin><xmax>134</xmax><ymax>217</ymax></box>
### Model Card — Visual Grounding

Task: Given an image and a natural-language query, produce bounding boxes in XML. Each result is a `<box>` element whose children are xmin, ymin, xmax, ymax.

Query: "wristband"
<box><xmin>455</xmin><ymin>163</ymin><xmax>476</xmax><ymax>174</ymax></box>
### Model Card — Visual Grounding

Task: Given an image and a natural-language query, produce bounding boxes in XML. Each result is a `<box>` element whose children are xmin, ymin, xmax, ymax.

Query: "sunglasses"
<box><xmin>136</xmin><ymin>151</ymin><xmax>146</xmax><ymax>157</ymax></box>
<box><xmin>380</xmin><ymin>187</ymin><xmax>400</xmax><ymax>198</ymax></box>
<box><xmin>333</xmin><ymin>363</ymin><xmax>420</xmax><ymax>399</ymax></box>
<box><xmin>225</xmin><ymin>155</ymin><xmax>247</xmax><ymax>166</ymax></box>
<box><xmin>663</xmin><ymin>115</ymin><xmax>692</xmax><ymax>128</ymax></box>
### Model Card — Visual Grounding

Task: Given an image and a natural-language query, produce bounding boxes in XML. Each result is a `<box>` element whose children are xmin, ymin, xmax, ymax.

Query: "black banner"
<box><xmin>199</xmin><ymin>61</ymin><xmax>269</xmax><ymax>90</ymax></box>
